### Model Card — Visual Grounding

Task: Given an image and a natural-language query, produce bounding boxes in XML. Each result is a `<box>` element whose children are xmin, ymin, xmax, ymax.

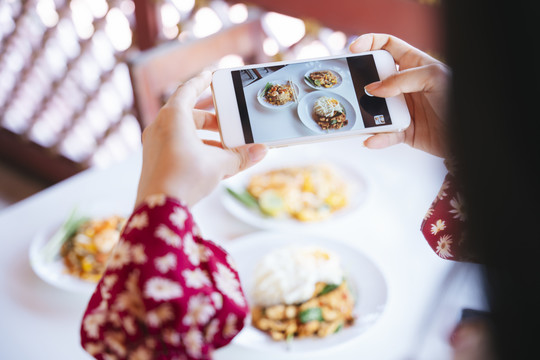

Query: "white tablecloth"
<box><xmin>0</xmin><ymin>138</ymin><xmax>487</xmax><ymax>359</ymax></box>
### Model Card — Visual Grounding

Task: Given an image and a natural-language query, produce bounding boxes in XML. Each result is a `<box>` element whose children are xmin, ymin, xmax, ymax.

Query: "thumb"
<box><xmin>222</xmin><ymin>143</ymin><xmax>268</xmax><ymax>177</ymax></box>
<box><xmin>364</xmin><ymin>63</ymin><xmax>445</xmax><ymax>98</ymax></box>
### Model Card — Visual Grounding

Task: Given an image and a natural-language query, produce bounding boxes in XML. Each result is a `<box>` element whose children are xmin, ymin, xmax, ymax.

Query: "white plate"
<box><xmin>304</xmin><ymin>69</ymin><xmax>343</xmax><ymax>90</ymax></box>
<box><xmin>225</xmin><ymin>232</ymin><xmax>387</xmax><ymax>355</ymax></box>
<box><xmin>257</xmin><ymin>80</ymin><xmax>300</xmax><ymax>109</ymax></box>
<box><xmin>221</xmin><ymin>159</ymin><xmax>370</xmax><ymax>230</ymax></box>
<box><xmin>297</xmin><ymin>91</ymin><xmax>356</xmax><ymax>134</ymax></box>
<box><xmin>29</xmin><ymin>201</ymin><xmax>130</xmax><ymax>294</ymax></box>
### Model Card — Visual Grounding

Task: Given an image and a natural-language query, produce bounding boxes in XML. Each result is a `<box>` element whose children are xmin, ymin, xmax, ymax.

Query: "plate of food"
<box><xmin>257</xmin><ymin>80</ymin><xmax>299</xmax><ymax>109</ymax></box>
<box><xmin>29</xmin><ymin>205</ymin><xmax>128</xmax><ymax>293</ymax></box>
<box><xmin>221</xmin><ymin>160</ymin><xmax>369</xmax><ymax>229</ymax></box>
<box><xmin>297</xmin><ymin>91</ymin><xmax>356</xmax><ymax>134</ymax></box>
<box><xmin>225</xmin><ymin>232</ymin><xmax>387</xmax><ymax>354</ymax></box>
<box><xmin>304</xmin><ymin>69</ymin><xmax>342</xmax><ymax>90</ymax></box>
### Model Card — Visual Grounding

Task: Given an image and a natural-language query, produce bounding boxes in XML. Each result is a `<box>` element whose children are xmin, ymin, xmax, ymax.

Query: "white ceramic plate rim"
<box><xmin>225</xmin><ymin>231</ymin><xmax>388</xmax><ymax>355</ymax></box>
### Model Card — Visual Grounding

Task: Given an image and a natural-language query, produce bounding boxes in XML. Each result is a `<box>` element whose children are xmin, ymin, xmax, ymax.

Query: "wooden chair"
<box><xmin>128</xmin><ymin>18</ymin><xmax>267</xmax><ymax>129</ymax></box>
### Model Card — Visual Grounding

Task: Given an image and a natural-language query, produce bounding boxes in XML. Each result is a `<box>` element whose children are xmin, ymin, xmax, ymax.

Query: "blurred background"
<box><xmin>0</xmin><ymin>0</ymin><xmax>442</xmax><ymax>210</ymax></box>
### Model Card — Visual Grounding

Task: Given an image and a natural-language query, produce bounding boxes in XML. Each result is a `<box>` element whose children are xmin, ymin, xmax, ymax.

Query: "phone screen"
<box><xmin>231</xmin><ymin>54</ymin><xmax>392</xmax><ymax>143</ymax></box>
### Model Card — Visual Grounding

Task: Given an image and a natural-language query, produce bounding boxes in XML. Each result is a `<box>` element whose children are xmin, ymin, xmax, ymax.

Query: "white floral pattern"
<box><xmin>436</xmin><ymin>234</ymin><xmax>453</xmax><ymax>259</ymax></box>
<box><xmin>184</xmin><ymin>328</ymin><xmax>203</xmax><ymax>358</ymax></box>
<box><xmin>223</xmin><ymin>313</ymin><xmax>239</xmax><ymax>338</ymax></box>
<box><xmin>144</xmin><ymin>277</ymin><xmax>183</xmax><ymax>301</ymax></box>
<box><xmin>129</xmin><ymin>346</ymin><xmax>152</xmax><ymax>360</ymax></box>
<box><xmin>127</xmin><ymin>212</ymin><xmax>148</xmax><ymax>231</ymax></box>
<box><xmin>437</xmin><ymin>180</ymin><xmax>450</xmax><ymax>200</ymax></box>
<box><xmin>163</xmin><ymin>328</ymin><xmax>181</xmax><ymax>347</ymax></box>
<box><xmin>146</xmin><ymin>194</ymin><xmax>166</xmax><ymax>208</ymax></box>
<box><xmin>146</xmin><ymin>303</ymin><xmax>174</xmax><ymax>328</ymax></box>
<box><xmin>131</xmin><ymin>244</ymin><xmax>147</xmax><ymax>264</ymax></box>
<box><xmin>170</xmin><ymin>206</ymin><xmax>188</xmax><ymax>229</ymax></box>
<box><xmin>182</xmin><ymin>268</ymin><xmax>212</xmax><ymax>289</ymax></box>
<box><xmin>213</xmin><ymin>262</ymin><xmax>245</xmax><ymax>307</ymax></box>
<box><xmin>183</xmin><ymin>293</ymin><xmax>216</xmax><ymax>326</ymax></box>
<box><xmin>449</xmin><ymin>194</ymin><xmax>466</xmax><ymax>221</ymax></box>
<box><xmin>83</xmin><ymin>312</ymin><xmax>106</xmax><ymax>338</ymax></box>
<box><xmin>205</xmin><ymin>318</ymin><xmax>220</xmax><ymax>342</ymax></box>
<box><xmin>430</xmin><ymin>219</ymin><xmax>446</xmax><ymax>235</ymax></box>
<box><xmin>183</xmin><ymin>233</ymin><xmax>200</xmax><ymax>265</ymax></box>
<box><xmin>108</xmin><ymin>241</ymin><xmax>131</xmax><ymax>270</ymax></box>
<box><xmin>155</xmin><ymin>224</ymin><xmax>181</xmax><ymax>247</ymax></box>
<box><xmin>154</xmin><ymin>253</ymin><xmax>177</xmax><ymax>274</ymax></box>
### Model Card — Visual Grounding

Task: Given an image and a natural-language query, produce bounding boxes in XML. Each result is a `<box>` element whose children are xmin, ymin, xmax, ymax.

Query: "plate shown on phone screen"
<box><xmin>257</xmin><ymin>80</ymin><xmax>300</xmax><ymax>110</ymax></box>
<box><xmin>297</xmin><ymin>91</ymin><xmax>356</xmax><ymax>134</ymax></box>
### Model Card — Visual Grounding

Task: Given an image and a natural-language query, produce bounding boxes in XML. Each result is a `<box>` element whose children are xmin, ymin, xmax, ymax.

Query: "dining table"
<box><xmin>0</xmin><ymin>137</ymin><xmax>487</xmax><ymax>359</ymax></box>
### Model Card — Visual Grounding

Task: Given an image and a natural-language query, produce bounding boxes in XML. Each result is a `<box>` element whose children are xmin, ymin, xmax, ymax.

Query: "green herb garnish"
<box><xmin>40</xmin><ymin>208</ymin><xmax>89</xmax><ymax>263</ymax></box>
<box><xmin>317</xmin><ymin>283</ymin><xmax>339</xmax><ymax>296</ymax></box>
<box><xmin>260</xmin><ymin>82</ymin><xmax>272</xmax><ymax>97</ymax></box>
<box><xmin>226</xmin><ymin>187</ymin><xmax>260</xmax><ymax>210</ymax></box>
<box><xmin>299</xmin><ymin>307</ymin><xmax>323</xmax><ymax>323</ymax></box>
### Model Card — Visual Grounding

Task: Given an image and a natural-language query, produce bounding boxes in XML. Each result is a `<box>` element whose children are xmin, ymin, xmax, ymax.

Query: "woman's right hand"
<box><xmin>350</xmin><ymin>33</ymin><xmax>451</xmax><ymax>158</ymax></box>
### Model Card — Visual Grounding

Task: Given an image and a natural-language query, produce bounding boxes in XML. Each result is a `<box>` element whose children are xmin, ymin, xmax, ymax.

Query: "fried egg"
<box><xmin>252</xmin><ymin>245</ymin><xmax>344</xmax><ymax>307</ymax></box>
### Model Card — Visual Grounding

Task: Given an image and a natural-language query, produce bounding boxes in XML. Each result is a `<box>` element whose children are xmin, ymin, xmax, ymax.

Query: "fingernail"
<box><xmin>248</xmin><ymin>144</ymin><xmax>267</xmax><ymax>162</ymax></box>
<box><xmin>364</xmin><ymin>81</ymin><xmax>381</xmax><ymax>97</ymax></box>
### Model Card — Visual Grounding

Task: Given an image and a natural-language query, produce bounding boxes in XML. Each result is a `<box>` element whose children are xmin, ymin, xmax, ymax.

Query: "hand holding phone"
<box><xmin>212</xmin><ymin>50</ymin><xmax>411</xmax><ymax>149</ymax></box>
<box><xmin>349</xmin><ymin>34</ymin><xmax>451</xmax><ymax>158</ymax></box>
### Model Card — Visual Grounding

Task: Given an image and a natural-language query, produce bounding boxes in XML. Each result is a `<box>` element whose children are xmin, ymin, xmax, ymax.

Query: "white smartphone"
<box><xmin>211</xmin><ymin>50</ymin><xmax>410</xmax><ymax>148</ymax></box>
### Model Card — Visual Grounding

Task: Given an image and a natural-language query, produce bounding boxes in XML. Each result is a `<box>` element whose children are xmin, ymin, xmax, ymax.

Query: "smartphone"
<box><xmin>211</xmin><ymin>50</ymin><xmax>410</xmax><ymax>148</ymax></box>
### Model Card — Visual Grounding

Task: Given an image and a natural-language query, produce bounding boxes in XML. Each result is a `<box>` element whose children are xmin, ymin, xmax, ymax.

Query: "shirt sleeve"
<box><xmin>80</xmin><ymin>194</ymin><xmax>248</xmax><ymax>360</ymax></box>
<box><xmin>420</xmin><ymin>172</ymin><xmax>472</xmax><ymax>262</ymax></box>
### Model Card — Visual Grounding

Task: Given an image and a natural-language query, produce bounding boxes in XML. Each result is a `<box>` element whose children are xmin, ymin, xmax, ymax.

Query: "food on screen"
<box><xmin>305</xmin><ymin>70</ymin><xmax>338</xmax><ymax>88</ymax></box>
<box><xmin>313</xmin><ymin>96</ymin><xmax>348</xmax><ymax>130</ymax></box>
<box><xmin>260</xmin><ymin>81</ymin><xmax>296</xmax><ymax>106</ymax></box>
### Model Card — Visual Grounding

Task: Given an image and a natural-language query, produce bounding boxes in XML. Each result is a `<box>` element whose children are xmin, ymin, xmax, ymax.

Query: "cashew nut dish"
<box><xmin>251</xmin><ymin>245</ymin><xmax>355</xmax><ymax>341</ymax></box>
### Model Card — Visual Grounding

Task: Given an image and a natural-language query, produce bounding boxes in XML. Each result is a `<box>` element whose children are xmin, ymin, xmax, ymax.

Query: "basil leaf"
<box><xmin>299</xmin><ymin>307</ymin><xmax>323</xmax><ymax>323</ymax></box>
<box><xmin>318</xmin><ymin>283</ymin><xmax>339</xmax><ymax>296</ymax></box>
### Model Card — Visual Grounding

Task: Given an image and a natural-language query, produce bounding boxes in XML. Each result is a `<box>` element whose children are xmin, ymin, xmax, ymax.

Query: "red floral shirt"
<box><xmin>80</xmin><ymin>195</ymin><xmax>248</xmax><ymax>360</ymax></box>
<box><xmin>421</xmin><ymin>172</ymin><xmax>469</xmax><ymax>261</ymax></box>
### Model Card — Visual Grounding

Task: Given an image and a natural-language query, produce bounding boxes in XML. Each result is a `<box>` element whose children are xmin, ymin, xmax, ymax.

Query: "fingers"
<box><xmin>221</xmin><ymin>144</ymin><xmax>268</xmax><ymax>177</ymax></box>
<box><xmin>365</xmin><ymin>63</ymin><xmax>448</xmax><ymax>98</ymax></box>
<box><xmin>363</xmin><ymin>132</ymin><xmax>405</xmax><ymax>149</ymax></box>
<box><xmin>166</xmin><ymin>71</ymin><xmax>212</xmax><ymax>111</ymax></box>
<box><xmin>349</xmin><ymin>33</ymin><xmax>433</xmax><ymax>67</ymax></box>
<box><xmin>193</xmin><ymin>109</ymin><xmax>219</xmax><ymax>131</ymax></box>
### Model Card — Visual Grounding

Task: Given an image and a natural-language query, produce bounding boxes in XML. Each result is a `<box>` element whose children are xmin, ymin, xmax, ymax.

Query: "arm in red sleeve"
<box><xmin>80</xmin><ymin>194</ymin><xmax>248</xmax><ymax>360</ymax></box>
<box><xmin>420</xmin><ymin>172</ymin><xmax>473</xmax><ymax>262</ymax></box>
